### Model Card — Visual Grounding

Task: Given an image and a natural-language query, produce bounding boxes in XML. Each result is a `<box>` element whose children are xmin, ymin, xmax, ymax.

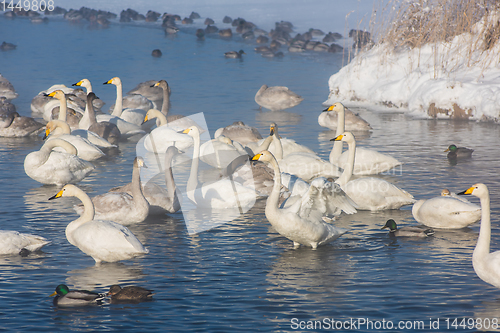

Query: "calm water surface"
<box><xmin>1</xmin><ymin>15</ymin><xmax>500</xmax><ymax>333</ymax></box>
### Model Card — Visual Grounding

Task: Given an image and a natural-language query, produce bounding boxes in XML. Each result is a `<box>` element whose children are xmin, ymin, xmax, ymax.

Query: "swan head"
<box><xmin>144</xmin><ymin>109</ymin><xmax>161</xmax><ymax>122</ymax></box>
<box><xmin>152</xmin><ymin>80</ymin><xmax>169</xmax><ymax>89</ymax></box>
<box><xmin>457</xmin><ymin>183</ymin><xmax>488</xmax><ymax>198</ymax></box>
<box><xmin>47</xmin><ymin>90</ymin><xmax>65</xmax><ymax>100</ymax></box>
<box><xmin>49</xmin><ymin>184</ymin><xmax>79</xmax><ymax>201</ymax></box>
<box><xmin>269</xmin><ymin>123</ymin><xmax>278</xmax><ymax>136</ymax></box>
<box><xmin>103</xmin><ymin>77</ymin><xmax>121</xmax><ymax>86</ymax></box>
<box><xmin>444</xmin><ymin>144</ymin><xmax>457</xmax><ymax>152</ymax></box>
<box><xmin>43</xmin><ymin>120</ymin><xmax>64</xmax><ymax>139</ymax></box>
<box><xmin>323</xmin><ymin>102</ymin><xmax>345</xmax><ymax>112</ymax></box>
<box><xmin>50</xmin><ymin>284</ymin><xmax>70</xmax><ymax>297</ymax></box>
<box><xmin>381</xmin><ymin>219</ymin><xmax>397</xmax><ymax>231</ymax></box>
<box><xmin>251</xmin><ymin>150</ymin><xmax>275</xmax><ymax>163</ymax></box>
<box><xmin>134</xmin><ymin>156</ymin><xmax>147</xmax><ymax>169</ymax></box>
<box><xmin>73</xmin><ymin>79</ymin><xmax>90</xmax><ymax>88</ymax></box>
<box><xmin>182</xmin><ymin>126</ymin><xmax>200</xmax><ymax>137</ymax></box>
<box><xmin>217</xmin><ymin>135</ymin><xmax>233</xmax><ymax>145</ymax></box>
<box><xmin>331</xmin><ymin>131</ymin><xmax>355</xmax><ymax>143</ymax></box>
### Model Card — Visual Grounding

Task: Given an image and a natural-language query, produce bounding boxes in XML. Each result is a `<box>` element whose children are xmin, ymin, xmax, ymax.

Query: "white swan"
<box><xmin>412</xmin><ymin>191</ymin><xmax>481</xmax><ymax>229</ymax></box>
<box><xmin>265</xmin><ymin>122</ymin><xmax>316</xmax><ymax>157</ymax></box>
<box><xmin>271</xmin><ymin>123</ymin><xmax>341</xmax><ymax>181</ymax></box>
<box><xmin>457</xmin><ymin>183</ymin><xmax>500</xmax><ymax>288</ymax></box>
<box><xmin>251</xmin><ymin>151</ymin><xmax>348</xmax><ymax>249</ymax></box>
<box><xmin>49</xmin><ymin>184</ymin><xmax>149</xmax><ymax>264</ymax></box>
<box><xmin>74</xmin><ymin>157</ymin><xmax>149</xmax><ymax>225</ymax></box>
<box><xmin>73</xmin><ymin>78</ymin><xmax>95</xmax><ymax>130</ymax></box>
<box><xmin>46</xmin><ymin>90</ymin><xmax>83</xmax><ymax>131</ymax></box>
<box><xmin>325</xmin><ymin>102</ymin><xmax>401</xmax><ymax>174</ymax></box>
<box><xmin>254</xmin><ymin>84</ymin><xmax>303</xmax><ymax>111</ymax></box>
<box><xmin>333</xmin><ymin>132</ymin><xmax>415</xmax><ymax>211</ymax></box>
<box><xmin>200</xmin><ymin>135</ymin><xmax>247</xmax><ymax>169</ymax></box>
<box><xmin>24</xmin><ymin>138</ymin><xmax>94</xmax><ymax>185</ymax></box>
<box><xmin>143</xmin><ymin>109</ymin><xmax>193</xmax><ymax>153</ymax></box>
<box><xmin>0</xmin><ymin>231</ymin><xmax>50</xmax><ymax>255</ymax></box>
<box><xmin>109</xmin><ymin>146</ymin><xmax>181</xmax><ymax>215</ymax></box>
<box><xmin>44</xmin><ymin>120</ymin><xmax>105</xmax><ymax>161</ymax></box>
<box><xmin>183</xmin><ymin>125</ymin><xmax>260</xmax><ymax>209</ymax></box>
<box><xmin>103</xmin><ymin>77</ymin><xmax>150</xmax><ymax>126</ymax></box>
<box><xmin>319</xmin><ymin>102</ymin><xmax>372</xmax><ymax>131</ymax></box>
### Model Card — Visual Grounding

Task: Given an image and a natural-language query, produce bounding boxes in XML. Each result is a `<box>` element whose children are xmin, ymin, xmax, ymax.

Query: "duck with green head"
<box><xmin>50</xmin><ymin>284</ymin><xmax>105</xmax><ymax>307</ymax></box>
<box><xmin>445</xmin><ymin>144</ymin><xmax>473</xmax><ymax>160</ymax></box>
<box><xmin>382</xmin><ymin>219</ymin><xmax>435</xmax><ymax>237</ymax></box>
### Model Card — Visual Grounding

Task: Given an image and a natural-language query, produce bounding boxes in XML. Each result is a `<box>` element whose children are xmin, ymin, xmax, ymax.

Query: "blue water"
<box><xmin>1</xmin><ymin>13</ymin><xmax>500</xmax><ymax>333</ymax></box>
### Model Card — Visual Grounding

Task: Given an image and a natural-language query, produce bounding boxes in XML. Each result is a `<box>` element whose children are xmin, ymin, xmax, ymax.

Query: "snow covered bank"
<box><xmin>325</xmin><ymin>9</ymin><xmax>500</xmax><ymax>122</ymax></box>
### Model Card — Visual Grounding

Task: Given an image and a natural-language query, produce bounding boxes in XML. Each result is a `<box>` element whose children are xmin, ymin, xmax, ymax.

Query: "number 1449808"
<box><xmin>1</xmin><ymin>0</ymin><xmax>55</xmax><ymax>12</ymax></box>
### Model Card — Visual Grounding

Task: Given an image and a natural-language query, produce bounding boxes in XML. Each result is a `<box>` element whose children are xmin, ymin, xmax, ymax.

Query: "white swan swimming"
<box><xmin>74</xmin><ymin>157</ymin><xmax>149</xmax><ymax>225</ymax></box>
<box><xmin>251</xmin><ymin>150</ymin><xmax>348</xmax><ymax>248</ymax></box>
<box><xmin>44</xmin><ymin>120</ymin><xmax>105</xmax><ymax>161</ymax></box>
<box><xmin>103</xmin><ymin>76</ymin><xmax>149</xmax><ymax>127</ymax></box>
<box><xmin>325</xmin><ymin>102</ymin><xmax>401</xmax><ymax>174</ymax></box>
<box><xmin>0</xmin><ymin>231</ymin><xmax>50</xmax><ymax>255</ymax></box>
<box><xmin>271</xmin><ymin>123</ymin><xmax>341</xmax><ymax>181</ymax></box>
<box><xmin>457</xmin><ymin>183</ymin><xmax>500</xmax><ymax>288</ymax></box>
<box><xmin>143</xmin><ymin>109</ymin><xmax>193</xmax><ymax>153</ymax></box>
<box><xmin>46</xmin><ymin>90</ymin><xmax>83</xmax><ymax>131</ymax></box>
<box><xmin>24</xmin><ymin>138</ymin><xmax>94</xmax><ymax>185</ymax></box>
<box><xmin>109</xmin><ymin>146</ymin><xmax>181</xmax><ymax>215</ymax></box>
<box><xmin>49</xmin><ymin>184</ymin><xmax>149</xmax><ymax>264</ymax></box>
<box><xmin>333</xmin><ymin>132</ymin><xmax>415</xmax><ymax>211</ymax></box>
<box><xmin>412</xmin><ymin>190</ymin><xmax>481</xmax><ymax>229</ymax></box>
<box><xmin>319</xmin><ymin>102</ymin><xmax>372</xmax><ymax>132</ymax></box>
<box><xmin>254</xmin><ymin>84</ymin><xmax>303</xmax><ymax>111</ymax></box>
<box><xmin>200</xmin><ymin>135</ymin><xmax>247</xmax><ymax>169</ymax></box>
<box><xmin>73</xmin><ymin>78</ymin><xmax>97</xmax><ymax>130</ymax></box>
<box><xmin>183</xmin><ymin>125</ymin><xmax>260</xmax><ymax>209</ymax></box>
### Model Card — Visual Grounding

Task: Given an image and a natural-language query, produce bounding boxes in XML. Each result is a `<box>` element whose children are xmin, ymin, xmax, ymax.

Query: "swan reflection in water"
<box><xmin>65</xmin><ymin>262</ymin><xmax>147</xmax><ymax>290</ymax></box>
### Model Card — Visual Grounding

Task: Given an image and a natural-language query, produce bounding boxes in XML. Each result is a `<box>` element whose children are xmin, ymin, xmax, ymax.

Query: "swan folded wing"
<box><xmin>0</xmin><ymin>231</ymin><xmax>50</xmax><ymax>254</ymax></box>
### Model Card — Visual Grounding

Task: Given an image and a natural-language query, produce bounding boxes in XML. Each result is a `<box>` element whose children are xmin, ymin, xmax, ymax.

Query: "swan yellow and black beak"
<box><xmin>182</xmin><ymin>128</ymin><xmax>191</xmax><ymax>134</ymax></box>
<box><xmin>151</xmin><ymin>82</ymin><xmax>160</xmax><ymax>88</ymax></box>
<box><xmin>72</xmin><ymin>81</ymin><xmax>83</xmax><ymax>87</ymax></box>
<box><xmin>103</xmin><ymin>79</ymin><xmax>113</xmax><ymax>85</ymax></box>
<box><xmin>457</xmin><ymin>186</ymin><xmax>475</xmax><ymax>195</ymax></box>
<box><xmin>48</xmin><ymin>189</ymin><xmax>64</xmax><ymax>201</ymax></box>
<box><xmin>47</xmin><ymin>91</ymin><xmax>57</xmax><ymax>98</ymax></box>
<box><xmin>323</xmin><ymin>105</ymin><xmax>334</xmax><ymax>112</ymax></box>
<box><xmin>269</xmin><ymin>125</ymin><xmax>275</xmax><ymax>136</ymax></box>
<box><xmin>43</xmin><ymin>127</ymin><xmax>51</xmax><ymax>140</ymax></box>
<box><xmin>251</xmin><ymin>153</ymin><xmax>263</xmax><ymax>161</ymax></box>
<box><xmin>331</xmin><ymin>134</ymin><xmax>344</xmax><ymax>141</ymax></box>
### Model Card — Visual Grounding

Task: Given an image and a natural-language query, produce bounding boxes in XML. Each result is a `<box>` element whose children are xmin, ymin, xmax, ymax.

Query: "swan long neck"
<box><xmin>57</xmin><ymin>95</ymin><xmax>68</xmax><ymax>122</ymax></box>
<box><xmin>266</xmin><ymin>154</ymin><xmax>282</xmax><ymax>220</ymax></box>
<box><xmin>271</xmin><ymin>133</ymin><xmax>283</xmax><ymax>160</ymax></box>
<box><xmin>335</xmin><ymin>138</ymin><xmax>355</xmax><ymax>186</ymax></box>
<box><xmin>151</xmin><ymin>109</ymin><xmax>168</xmax><ymax>126</ymax></box>
<box><xmin>51</xmin><ymin>120</ymin><xmax>71</xmax><ymax>135</ymax></box>
<box><xmin>329</xmin><ymin>108</ymin><xmax>345</xmax><ymax>164</ymax></box>
<box><xmin>161</xmin><ymin>84</ymin><xmax>170</xmax><ymax>116</ymax></box>
<box><xmin>255</xmin><ymin>135</ymin><xmax>273</xmax><ymax>153</ymax></box>
<box><xmin>131</xmin><ymin>160</ymin><xmax>146</xmax><ymax>204</ymax></box>
<box><xmin>164</xmin><ymin>150</ymin><xmax>178</xmax><ymax>207</ymax></box>
<box><xmin>42</xmin><ymin>138</ymin><xmax>77</xmax><ymax>156</ymax></box>
<box><xmin>112</xmin><ymin>81</ymin><xmax>123</xmax><ymax>116</ymax></box>
<box><xmin>66</xmin><ymin>187</ymin><xmax>95</xmax><ymax>245</ymax></box>
<box><xmin>187</xmin><ymin>130</ymin><xmax>201</xmax><ymax>202</ymax></box>
<box><xmin>475</xmin><ymin>191</ymin><xmax>492</xmax><ymax>259</ymax></box>
<box><xmin>87</xmin><ymin>96</ymin><xmax>97</xmax><ymax>126</ymax></box>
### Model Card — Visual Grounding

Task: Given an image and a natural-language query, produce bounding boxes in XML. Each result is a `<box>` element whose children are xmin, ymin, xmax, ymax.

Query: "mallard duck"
<box><xmin>381</xmin><ymin>219</ymin><xmax>434</xmax><ymax>237</ymax></box>
<box><xmin>50</xmin><ymin>284</ymin><xmax>105</xmax><ymax>307</ymax></box>
<box><xmin>458</xmin><ymin>183</ymin><xmax>500</xmax><ymax>288</ymax></box>
<box><xmin>445</xmin><ymin>144</ymin><xmax>473</xmax><ymax>160</ymax></box>
<box><xmin>107</xmin><ymin>284</ymin><xmax>153</xmax><ymax>303</ymax></box>
<box><xmin>225</xmin><ymin>50</ymin><xmax>245</xmax><ymax>58</ymax></box>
